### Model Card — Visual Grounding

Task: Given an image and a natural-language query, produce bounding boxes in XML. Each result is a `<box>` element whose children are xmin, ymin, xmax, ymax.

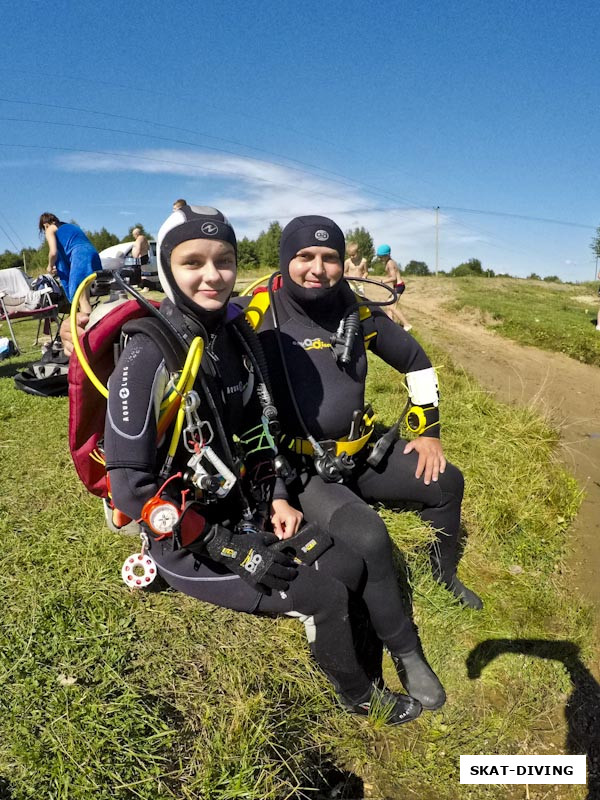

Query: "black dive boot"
<box><xmin>430</xmin><ymin>548</ymin><xmax>483</xmax><ymax>610</ymax></box>
<box><xmin>391</xmin><ymin>646</ymin><xmax>446</xmax><ymax>711</ymax></box>
<box><xmin>337</xmin><ymin>682</ymin><xmax>422</xmax><ymax>726</ymax></box>
<box><xmin>443</xmin><ymin>574</ymin><xmax>483</xmax><ymax>610</ymax></box>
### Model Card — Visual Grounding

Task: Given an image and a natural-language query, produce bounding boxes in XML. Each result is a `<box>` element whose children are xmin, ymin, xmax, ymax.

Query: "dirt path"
<box><xmin>397</xmin><ymin>280</ymin><xmax>600</xmax><ymax>649</ymax></box>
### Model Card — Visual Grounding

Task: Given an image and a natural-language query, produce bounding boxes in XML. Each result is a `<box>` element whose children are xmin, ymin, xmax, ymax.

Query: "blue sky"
<box><xmin>1</xmin><ymin>0</ymin><xmax>599</xmax><ymax>281</ymax></box>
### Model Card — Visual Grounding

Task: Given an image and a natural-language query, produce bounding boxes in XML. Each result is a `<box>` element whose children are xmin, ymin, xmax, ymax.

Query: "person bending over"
<box><xmin>39</xmin><ymin>212</ymin><xmax>100</xmax><ymax>314</ymax></box>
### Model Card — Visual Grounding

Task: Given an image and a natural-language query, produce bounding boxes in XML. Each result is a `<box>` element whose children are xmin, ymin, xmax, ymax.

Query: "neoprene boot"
<box><xmin>337</xmin><ymin>682</ymin><xmax>422</xmax><ymax>726</ymax></box>
<box><xmin>443</xmin><ymin>574</ymin><xmax>483</xmax><ymax>610</ymax></box>
<box><xmin>391</xmin><ymin>647</ymin><xmax>446</xmax><ymax>710</ymax></box>
<box><xmin>430</xmin><ymin>547</ymin><xmax>483</xmax><ymax>610</ymax></box>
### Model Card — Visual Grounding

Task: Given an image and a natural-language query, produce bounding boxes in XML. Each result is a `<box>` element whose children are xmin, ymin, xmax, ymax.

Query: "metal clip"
<box><xmin>183</xmin><ymin>391</ymin><xmax>214</xmax><ymax>453</ymax></box>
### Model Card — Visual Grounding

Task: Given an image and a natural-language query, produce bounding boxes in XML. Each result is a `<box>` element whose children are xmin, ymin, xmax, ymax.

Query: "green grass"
<box><xmin>0</xmin><ymin>316</ymin><xmax>592</xmax><ymax>800</ymax></box>
<box><xmin>448</xmin><ymin>276</ymin><xmax>600</xmax><ymax>366</ymax></box>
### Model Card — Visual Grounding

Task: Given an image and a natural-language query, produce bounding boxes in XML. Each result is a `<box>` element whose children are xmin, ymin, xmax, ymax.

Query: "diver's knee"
<box><xmin>439</xmin><ymin>461</ymin><xmax>464</xmax><ymax>499</ymax></box>
<box><xmin>331</xmin><ymin>503</ymin><xmax>391</xmax><ymax>561</ymax></box>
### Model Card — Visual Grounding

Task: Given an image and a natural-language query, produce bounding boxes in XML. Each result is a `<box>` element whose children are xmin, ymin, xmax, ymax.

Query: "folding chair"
<box><xmin>0</xmin><ymin>289</ymin><xmax>59</xmax><ymax>355</ymax></box>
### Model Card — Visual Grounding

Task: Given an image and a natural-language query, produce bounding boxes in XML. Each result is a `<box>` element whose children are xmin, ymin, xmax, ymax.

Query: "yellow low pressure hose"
<box><xmin>165</xmin><ymin>337</ymin><xmax>204</xmax><ymax>459</ymax></box>
<box><xmin>70</xmin><ymin>273</ymin><xmax>108</xmax><ymax>398</ymax></box>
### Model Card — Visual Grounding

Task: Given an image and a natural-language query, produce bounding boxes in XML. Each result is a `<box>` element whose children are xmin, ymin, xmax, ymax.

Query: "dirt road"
<box><xmin>397</xmin><ymin>279</ymin><xmax>600</xmax><ymax>639</ymax></box>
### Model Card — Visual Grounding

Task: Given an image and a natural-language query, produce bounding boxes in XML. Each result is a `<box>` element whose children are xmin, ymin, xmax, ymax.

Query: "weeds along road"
<box><xmin>400</xmin><ymin>277</ymin><xmax>600</xmax><ymax>651</ymax></box>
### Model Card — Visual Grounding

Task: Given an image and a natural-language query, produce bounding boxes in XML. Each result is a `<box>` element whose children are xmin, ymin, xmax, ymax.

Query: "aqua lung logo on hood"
<box><xmin>201</xmin><ymin>222</ymin><xmax>219</xmax><ymax>235</ymax></box>
<box><xmin>315</xmin><ymin>229</ymin><xmax>329</xmax><ymax>241</ymax></box>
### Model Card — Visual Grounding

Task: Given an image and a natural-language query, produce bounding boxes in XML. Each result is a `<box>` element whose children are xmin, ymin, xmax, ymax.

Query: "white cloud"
<box><xmin>55</xmin><ymin>148</ymin><xmax>485</xmax><ymax>261</ymax></box>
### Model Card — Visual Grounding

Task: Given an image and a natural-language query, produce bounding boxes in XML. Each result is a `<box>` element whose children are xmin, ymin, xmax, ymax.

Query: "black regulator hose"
<box><xmin>340</xmin><ymin>309</ymin><xmax>360</xmax><ymax>365</ymax></box>
<box><xmin>230</xmin><ymin>314</ymin><xmax>280</xmax><ymax>435</ymax></box>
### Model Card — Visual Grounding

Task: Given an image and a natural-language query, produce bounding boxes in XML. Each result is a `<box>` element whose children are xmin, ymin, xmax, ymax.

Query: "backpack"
<box><xmin>31</xmin><ymin>274</ymin><xmax>69</xmax><ymax>310</ymax></box>
<box><xmin>14</xmin><ymin>342</ymin><xmax>70</xmax><ymax>397</ymax></box>
<box><xmin>0</xmin><ymin>337</ymin><xmax>16</xmax><ymax>361</ymax></box>
<box><xmin>68</xmin><ymin>299</ymin><xmax>189</xmax><ymax>498</ymax></box>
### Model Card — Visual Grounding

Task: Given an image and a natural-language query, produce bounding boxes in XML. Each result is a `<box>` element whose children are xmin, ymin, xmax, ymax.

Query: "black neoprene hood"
<box><xmin>279</xmin><ymin>215</ymin><xmax>346</xmax><ymax>307</ymax></box>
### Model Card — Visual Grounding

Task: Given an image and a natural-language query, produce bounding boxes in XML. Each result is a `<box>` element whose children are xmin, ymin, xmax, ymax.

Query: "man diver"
<box><xmin>243</xmin><ymin>215</ymin><xmax>483</xmax><ymax>615</ymax></box>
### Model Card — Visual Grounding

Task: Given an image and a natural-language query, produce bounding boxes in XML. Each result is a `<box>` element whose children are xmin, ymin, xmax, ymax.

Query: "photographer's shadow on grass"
<box><xmin>467</xmin><ymin>639</ymin><xmax>600</xmax><ymax>799</ymax></box>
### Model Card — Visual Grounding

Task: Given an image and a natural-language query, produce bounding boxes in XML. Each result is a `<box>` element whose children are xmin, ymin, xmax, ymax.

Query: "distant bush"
<box><xmin>450</xmin><ymin>258</ymin><xmax>488</xmax><ymax>277</ymax></box>
<box><xmin>543</xmin><ymin>275</ymin><xmax>561</xmax><ymax>283</ymax></box>
<box><xmin>404</xmin><ymin>260</ymin><xmax>430</xmax><ymax>276</ymax></box>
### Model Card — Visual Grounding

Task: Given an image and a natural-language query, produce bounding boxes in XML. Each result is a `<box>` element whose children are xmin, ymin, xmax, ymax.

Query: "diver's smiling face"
<box><xmin>288</xmin><ymin>246</ymin><xmax>343</xmax><ymax>289</ymax></box>
<box><xmin>170</xmin><ymin>238</ymin><xmax>236</xmax><ymax>310</ymax></box>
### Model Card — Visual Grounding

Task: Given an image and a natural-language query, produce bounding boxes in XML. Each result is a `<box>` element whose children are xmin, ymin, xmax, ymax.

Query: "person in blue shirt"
<box><xmin>39</xmin><ymin>213</ymin><xmax>101</xmax><ymax>314</ymax></box>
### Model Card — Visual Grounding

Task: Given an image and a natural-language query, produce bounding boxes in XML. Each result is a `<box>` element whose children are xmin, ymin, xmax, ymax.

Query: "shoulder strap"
<box><xmin>122</xmin><ymin>316</ymin><xmax>188</xmax><ymax>373</ymax></box>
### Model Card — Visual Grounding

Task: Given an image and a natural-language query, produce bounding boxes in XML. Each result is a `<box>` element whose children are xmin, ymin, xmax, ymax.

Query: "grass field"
<box><xmin>0</xmin><ymin>311</ymin><xmax>593</xmax><ymax>799</ymax></box>
<box><xmin>448</xmin><ymin>276</ymin><xmax>600</xmax><ymax>366</ymax></box>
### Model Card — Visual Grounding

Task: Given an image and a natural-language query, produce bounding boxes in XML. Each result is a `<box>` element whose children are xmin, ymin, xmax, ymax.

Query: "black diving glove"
<box><xmin>203</xmin><ymin>524</ymin><xmax>298</xmax><ymax>593</ymax></box>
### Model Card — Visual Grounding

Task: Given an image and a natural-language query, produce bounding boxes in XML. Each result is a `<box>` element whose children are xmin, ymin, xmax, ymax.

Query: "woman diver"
<box><xmin>103</xmin><ymin>204</ymin><xmax>431</xmax><ymax>724</ymax></box>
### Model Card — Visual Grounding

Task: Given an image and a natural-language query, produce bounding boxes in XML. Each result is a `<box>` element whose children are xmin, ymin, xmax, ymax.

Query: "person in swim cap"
<box><xmin>103</xmin><ymin>205</ymin><xmax>423</xmax><ymax>726</ymax></box>
<box><xmin>374</xmin><ymin>244</ymin><xmax>411</xmax><ymax>330</ymax></box>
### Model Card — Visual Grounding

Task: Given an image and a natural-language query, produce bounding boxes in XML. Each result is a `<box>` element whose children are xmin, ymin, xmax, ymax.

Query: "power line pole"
<box><xmin>435</xmin><ymin>206</ymin><xmax>440</xmax><ymax>276</ymax></box>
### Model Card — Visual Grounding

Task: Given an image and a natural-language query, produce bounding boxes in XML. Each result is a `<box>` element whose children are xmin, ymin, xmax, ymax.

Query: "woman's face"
<box><xmin>170</xmin><ymin>238</ymin><xmax>236</xmax><ymax>311</ymax></box>
<box><xmin>288</xmin><ymin>246</ymin><xmax>343</xmax><ymax>289</ymax></box>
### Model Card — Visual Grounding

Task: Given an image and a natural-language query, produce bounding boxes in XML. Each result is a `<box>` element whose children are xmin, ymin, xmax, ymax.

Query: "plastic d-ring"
<box><xmin>121</xmin><ymin>552</ymin><xmax>158</xmax><ymax>589</ymax></box>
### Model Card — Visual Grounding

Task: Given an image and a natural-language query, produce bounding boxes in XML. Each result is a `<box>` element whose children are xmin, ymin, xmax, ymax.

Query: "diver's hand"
<box><xmin>204</xmin><ymin>524</ymin><xmax>297</xmax><ymax>593</ymax></box>
<box><xmin>60</xmin><ymin>312</ymin><xmax>89</xmax><ymax>357</ymax></box>
<box><xmin>403</xmin><ymin>437</ymin><xmax>446</xmax><ymax>485</ymax></box>
<box><xmin>270</xmin><ymin>499</ymin><xmax>303</xmax><ymax>540</ymax></box>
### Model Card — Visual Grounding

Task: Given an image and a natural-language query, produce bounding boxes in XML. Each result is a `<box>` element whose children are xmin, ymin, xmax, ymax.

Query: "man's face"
<box><xmin>132</xmin><ymin>228</ymin><xmax>141</xmax><ymax>238</ymax></box>
<box><xmin>170</xmin><ymin>238</ymin><xmax>236</xmax><ymax>311</ymax></box>
<box><xmin>288</xmin><ymin>246</ymin><xmax>343</xmax><ymax>289</ymax></box>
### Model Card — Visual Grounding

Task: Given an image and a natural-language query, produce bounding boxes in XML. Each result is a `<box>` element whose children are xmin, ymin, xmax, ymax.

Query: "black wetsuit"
<box><xmin>237</xmin><ymin>281</ymin><xmax>465</xmax><ymax>590</ymax></box>
<box><xmin>104</xmin><ymin>298</ymin><xmax>415</xmax><ymax>699</ymax></box>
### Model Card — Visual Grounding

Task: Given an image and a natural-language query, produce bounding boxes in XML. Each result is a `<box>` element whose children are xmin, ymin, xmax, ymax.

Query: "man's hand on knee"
<box><xmin>403</xmin><ymin>438</ymin><xmax>446</xmax><ymax>485</ymax></box>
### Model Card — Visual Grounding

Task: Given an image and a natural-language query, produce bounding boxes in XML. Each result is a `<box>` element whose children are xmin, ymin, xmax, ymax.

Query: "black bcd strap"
<box><xmin>122</xmin><ymin>316</ymin><xmax>189</xmax><ymax>373</ymax></box>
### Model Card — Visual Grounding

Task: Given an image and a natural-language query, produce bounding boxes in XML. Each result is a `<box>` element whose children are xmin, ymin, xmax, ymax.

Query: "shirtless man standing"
<box><xmin>131</xmin><ymin>227</ymin><xmax>149</xmax><ymax>264</ymax></box>
<box><xmin>344</xmin><ymin>242</ymin><xmax>368</xmax><ymax>295</ymax></box>
<box><xmin>344</xmin><ymin>242</ymin><xmax>368</xmax><ymax>279</ymax></box>
<box><xmin>375</xmin><ymin>244</ymin><xmax>412</xmax><ymax>331</ymax></box>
